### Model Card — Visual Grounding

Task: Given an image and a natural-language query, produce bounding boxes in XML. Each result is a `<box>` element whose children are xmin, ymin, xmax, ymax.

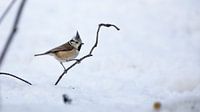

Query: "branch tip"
<box><xmin>99</xmin><ymin>23</ymin><xmax>120</xmax><ymax>31</ymax></box>
<box><xmin>0</xmin><ymin>72</ymin><xmax>32</xmax><ymax>85</ymax></box>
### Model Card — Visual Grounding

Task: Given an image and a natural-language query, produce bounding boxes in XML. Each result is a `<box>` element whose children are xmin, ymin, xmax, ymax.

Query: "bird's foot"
<box><xmin>67</xmin><ymin>59</ymin><xmax>81</xmax><ymax>64</ymax></box>
<box><xmin>76</xmin><ymin>59</ymin><xmax>81</xmax><ymax>64</ymax></box>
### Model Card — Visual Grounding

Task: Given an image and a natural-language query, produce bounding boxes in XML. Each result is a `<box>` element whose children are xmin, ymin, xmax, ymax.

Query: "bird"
<box><xmin>34</xmin><ymin>31</ymin><xmax>84</xmax><ymax>70</ymax></box>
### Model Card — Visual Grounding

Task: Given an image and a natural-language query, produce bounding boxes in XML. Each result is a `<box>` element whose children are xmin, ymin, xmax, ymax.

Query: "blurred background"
<box><xmin>0</xmin><ymin>0</ymin><xmax>200</xmax><ymax>112</ymax></box>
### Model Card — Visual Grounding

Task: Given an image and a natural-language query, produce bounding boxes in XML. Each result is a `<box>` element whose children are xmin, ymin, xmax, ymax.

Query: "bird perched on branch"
<box><xmin>34</xmin><ymin>31</ymin><xmax>84</xmax><ymax>69</ymax></box>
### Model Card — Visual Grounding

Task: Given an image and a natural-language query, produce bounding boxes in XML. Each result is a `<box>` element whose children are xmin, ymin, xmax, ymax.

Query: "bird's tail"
<box><xmin>34</xmin><ymin>52</ymin><xmax>48</xmax><ymax>56</ymax></box>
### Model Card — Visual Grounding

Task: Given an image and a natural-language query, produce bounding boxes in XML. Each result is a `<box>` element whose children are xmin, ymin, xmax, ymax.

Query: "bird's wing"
<box><xmin>47</xmin><ymin>42</ymin><xmax>74</xmax><ymax>53</ymax></box>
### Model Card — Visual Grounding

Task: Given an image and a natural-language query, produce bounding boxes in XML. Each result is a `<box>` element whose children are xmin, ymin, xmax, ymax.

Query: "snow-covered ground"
<box><xmin>0</xmin><ymin>0</ymin><xmax>200</xmax><ymax>112</ymax></box>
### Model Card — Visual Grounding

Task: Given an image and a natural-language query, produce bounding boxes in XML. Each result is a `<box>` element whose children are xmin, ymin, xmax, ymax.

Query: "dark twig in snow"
<box><xmin>62</xmin><ymin>94</ymin><xmax>72</xmax><ymax>104</ymax></box>
<box><xmin>55</xmin><ymin>23</ymin><xmax>120</xmax><ymax>85</ymax></box>
<box><xmin>0</xmin><ymin>72</ymin><xmax>32</xmax><ymax>85</ymax></box>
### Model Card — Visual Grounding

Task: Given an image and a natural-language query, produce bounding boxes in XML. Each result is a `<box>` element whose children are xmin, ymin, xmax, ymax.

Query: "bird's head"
<box><xmin>69</xmin><ymin>31</ymin><xmax>84</xmax><ymax>50</ymax></box>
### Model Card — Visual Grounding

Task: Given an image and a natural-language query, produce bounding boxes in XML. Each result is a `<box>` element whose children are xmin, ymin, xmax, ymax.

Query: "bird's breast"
<box><xmin>53</xmin><ymin>49</ymin><xmax>79</xmax><ymax>62</ymax></box>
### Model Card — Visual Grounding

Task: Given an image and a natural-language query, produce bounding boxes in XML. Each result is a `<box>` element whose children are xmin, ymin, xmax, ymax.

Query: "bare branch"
<box><xmin>0</xmin><ymin>72</ymin><xmax>32</xmax><ymax>85</ymax></box>
<box><xmin>55</xmin><ymin>23</ymin><xmax>120</xmax><ymax>85</ymax></box>
<box><xmin>0</xmin><ymin>0</ymin><xmax>16</xmax><ymax>25</ymax></box>
<box><xmin>0</xmin><ymin>0</ymin><xmax>27</xmax><ymax>69</ymax></box>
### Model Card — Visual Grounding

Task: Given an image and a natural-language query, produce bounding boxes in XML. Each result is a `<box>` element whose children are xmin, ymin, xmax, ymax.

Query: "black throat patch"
<box><xmin>78</xmin><ymin>44</ymin><xmax>82</xmax><ymax>51</ymax></box>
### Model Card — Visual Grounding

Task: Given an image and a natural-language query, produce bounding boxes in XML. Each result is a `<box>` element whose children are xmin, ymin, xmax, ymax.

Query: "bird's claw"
<box><xmin>76</xmin><ymin>59</ymin><xmax>81</xmax><ymax>64</ymax></box>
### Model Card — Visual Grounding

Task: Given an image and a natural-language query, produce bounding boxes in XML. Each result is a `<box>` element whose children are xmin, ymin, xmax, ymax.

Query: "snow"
<box><xmin>0</xmin><ymin>0</ymin><xmax>200</xmax><ymax>112</ymax></box>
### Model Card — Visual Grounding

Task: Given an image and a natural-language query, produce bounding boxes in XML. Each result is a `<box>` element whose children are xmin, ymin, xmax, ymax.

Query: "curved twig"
<box><xmin>0</xmin><ymin>72</ymin><xmax>32</xmax><ymax>85</ymax></box>
<box><xmin>55</xmin><ymin>23</ymin><xmax>120</xmax><ymax>85</ymax></box>
<box><xmin>0</xmin><ymin>0</ymin><xmax>16</xmax><ymax>25</ymax></box>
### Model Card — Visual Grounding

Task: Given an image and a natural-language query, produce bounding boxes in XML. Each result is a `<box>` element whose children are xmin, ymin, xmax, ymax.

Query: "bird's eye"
<box><xmin>70</xmin><ymin>40</ymin><xmax>75</xmax><ymax>43</ymax></box>
<box><xmin>70</xmin><ymin>40</ymin><xmax>79</xmax><ymax>44</ymax></box>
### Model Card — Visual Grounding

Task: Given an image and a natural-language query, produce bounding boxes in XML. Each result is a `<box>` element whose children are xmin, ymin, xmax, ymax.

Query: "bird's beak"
<box><xmin>81</xmin><ymin>43</ymin><xmax>84</xmax><ymax>45</ymax></box>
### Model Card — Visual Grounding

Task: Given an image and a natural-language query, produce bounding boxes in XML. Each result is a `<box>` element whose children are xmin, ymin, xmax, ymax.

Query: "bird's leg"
<box><xmin>60</xmin><ymin>62</ymin><xmax>66</xmax><ymax>70</ymax></box>
<box><xmin>67</xmin><ymin>59</ymin><xmax>81</xmax><ymax>63</ymax></box>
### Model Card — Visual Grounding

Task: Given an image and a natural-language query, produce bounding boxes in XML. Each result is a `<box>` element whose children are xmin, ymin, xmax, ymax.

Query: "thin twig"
<box><xmin>0</xmin><ymin>72</ymin><xmax>32</xmax><ymax>85</ymax></box>
<box><xmin>0</xmin><ymin>0</ymin><xmax>17</xmax><ymax>25</ymax></box>
<box><xmin>55</xmin><ymin>23</ymin><xmax>120</xmax><ymax>85</ymax></box>
<box><xmin>0</xmin><ymin>0</ymin><xmax>27</xmax><ymax>69</ymax></box>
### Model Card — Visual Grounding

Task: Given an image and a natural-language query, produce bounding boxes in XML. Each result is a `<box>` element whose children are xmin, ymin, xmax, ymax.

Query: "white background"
<box><xmin>0</xmin><ymin>0</ymin><xmax>200</xmax><ymax>112</ymax></box>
